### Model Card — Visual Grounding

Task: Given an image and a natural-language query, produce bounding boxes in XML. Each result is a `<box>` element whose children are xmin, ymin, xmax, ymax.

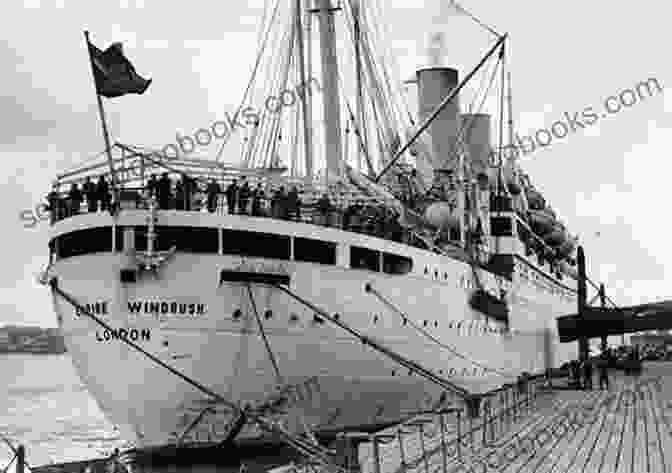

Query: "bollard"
<box><xmin>16</xmin><ymin>445</ymin><xmax>25</xmax><ymax>473</ymax></box>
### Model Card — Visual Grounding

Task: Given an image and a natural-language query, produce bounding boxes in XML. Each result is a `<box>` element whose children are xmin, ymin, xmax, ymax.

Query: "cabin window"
<box><xmin>490</xmin><ymin>217</ymin><xmax>513</xmax><ymax>237</ymax></box>
<box><xmin>294</xmin><ymin>237</ymin><xmax>336</xmax><ymax>265</ymax></box>
<box><xmin>222</xmin><ymin>229</ymin><xmax>290</xmax><ymax>260</ymax></box>
<box><xmin>115</xmin><ymin>227</ymin><xmax>124</xmax><ymax>252</ymax></box>
<box><xmin>55</xmin><ymin>227</ymin><xmax>113</xmax><ymax>259</ymax></box>
<box><xmin>134</xmin><ymin>226</ymin><xmax>219</xmax><ymax>253</ymax></box>
<box><xmin>382</xmin><ymin>253</ymin><xmax>413</xmax><ymax>275</ymax></box>
<box><xmin>350</xmin><ymin>246</ymin><xmax>380</xmax><ymax>272</ymax></box>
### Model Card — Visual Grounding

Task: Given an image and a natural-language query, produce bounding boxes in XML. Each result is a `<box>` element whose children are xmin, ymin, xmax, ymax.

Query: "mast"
<box><xmin>295</xmin><ymin>0</ymin><xmax>314</xmax><ymax>186</ymax></box>
<box><xmin>352</xmin><ymin>0</ymin><xmax>367</xmax><ymax>174</ymax></box>
<box><xmin>313</xmin><ymin>0</ymin><xmax>344</xmax><ymax>185</ymax></box>
<box><xmin>305</xmin><ymin>3</ymin><xmax>313</xmax><ymax>181</ymax></box>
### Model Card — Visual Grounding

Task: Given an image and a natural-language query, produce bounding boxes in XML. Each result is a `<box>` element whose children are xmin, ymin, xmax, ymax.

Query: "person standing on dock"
<box><xmin>583</xmin><ymin>359</ymin><xmax>593</xmax><ymax>390</ymax></box>
<box><xmin>598</xmin><ymin>355</ymin><xmax>610</xmax><ymax>390</ymax></box>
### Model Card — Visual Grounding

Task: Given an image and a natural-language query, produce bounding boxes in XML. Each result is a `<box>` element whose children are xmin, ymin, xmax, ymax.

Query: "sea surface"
<box><xmin>0</xmin><ymin>354</ymin><xmax>125</xmax><ymax>468</ymax></box>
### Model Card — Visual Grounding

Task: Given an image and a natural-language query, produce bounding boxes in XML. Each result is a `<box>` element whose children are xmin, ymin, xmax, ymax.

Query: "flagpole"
<box><xmin>83</xmin><ymin>30</ymin><xmax>119</xmax><ymax>201</ymax></box>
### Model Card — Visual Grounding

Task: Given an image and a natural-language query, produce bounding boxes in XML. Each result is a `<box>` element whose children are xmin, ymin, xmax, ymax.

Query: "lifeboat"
<box><xmin>558</xmin><ymin>260</ymin><xmax>578</xmax><ymax>279</ymax></box>
<box><xmin>528</xmin><ymin>208</ymin><xmax>555</xmax><ymax>235</ymax></box>
<box><xmin>525</xmin><ymin>188</ymin><xmax>545</xmax><ymax>210</ymax></box>
<box><xmin>557</xmin><ymin>236</ymin><xmax>577</xmax><ymax>258</ymax></box>
<box><xmin>507</xmin><ymin>178</ymin><xmax>522</xmax><ymax>195</ymax></box>
<box><xmin>424</xmin><ymin>201</ymin><xmax>460</xmax><ymax>230</ymax></box>
<box><xmin>544</xmin><ymin>223</ymin><xmax>567</xmax><ymax>246</ymax></box>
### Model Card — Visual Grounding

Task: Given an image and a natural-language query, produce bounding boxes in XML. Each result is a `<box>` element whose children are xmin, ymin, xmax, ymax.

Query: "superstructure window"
<box><xmin>294</xmin><ymin>237</ymin><xmax>336</xmax><ymax>265</ymax></box>
<box><xmin>222</xmin><ymin>229</ymin><xmax>290</xmax><ymax>260</ymax></box>
<box><xmin>350</xmin><ymin>246</ymin><xmax>380</xmax><ymax>272</ymax></box>
<box><xmin>157</xmin><ymin>226</ymin><xmax>218</xmax><ymax>253</ymax></box>
<box><xmin>383</xmin><ymin>253</ymin><xmax>413</xmax><ymax>275</ymax></box>
<box><xmin>56</xmin><ymin>227</ymin><xmax>113</xmax><ymax>259</ymax></box>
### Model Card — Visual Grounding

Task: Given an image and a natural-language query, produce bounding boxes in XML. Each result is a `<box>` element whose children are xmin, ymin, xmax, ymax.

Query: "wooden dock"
<box><xmin>19</xmin><ymin>364</ymin><xmax>672</xmax><ymax>473</ymax></box>
<box><xmin>358</xmin><ymin>365</ymin><xmax>672</xmax><ymax>473</ymax></box>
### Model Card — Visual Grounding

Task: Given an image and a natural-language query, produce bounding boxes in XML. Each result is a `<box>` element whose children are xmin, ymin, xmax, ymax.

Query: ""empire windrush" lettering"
<box><xmin>74</xmin><ymin>300</ymin><xmax>207</xmax><ymax>317</ymax></box>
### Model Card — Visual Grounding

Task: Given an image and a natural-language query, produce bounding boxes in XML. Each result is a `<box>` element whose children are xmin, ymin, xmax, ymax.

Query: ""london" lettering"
<box><xmin>96</xmin><ymin>328</ymin><xmax>151</xmax><ymax>342</ymax></box>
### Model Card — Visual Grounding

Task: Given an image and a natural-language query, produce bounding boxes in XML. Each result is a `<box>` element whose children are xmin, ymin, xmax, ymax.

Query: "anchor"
<box><xmin>133</xmin><ymin>195</ymin><xmax>176</xmax><ymax>277</ymax></box>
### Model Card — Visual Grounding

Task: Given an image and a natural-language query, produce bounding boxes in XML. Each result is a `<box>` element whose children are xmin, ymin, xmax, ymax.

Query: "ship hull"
<box><xmin>51</xmin><ymin>235</ymin><xmax>576</xmax><ymax>448</ymax></box>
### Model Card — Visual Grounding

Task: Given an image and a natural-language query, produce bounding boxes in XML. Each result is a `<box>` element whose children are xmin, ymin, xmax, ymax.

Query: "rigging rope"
<box><xmin>215</xmin><ymin>0</ymin><xmax>283</xmax><ymax>162</ymax></box>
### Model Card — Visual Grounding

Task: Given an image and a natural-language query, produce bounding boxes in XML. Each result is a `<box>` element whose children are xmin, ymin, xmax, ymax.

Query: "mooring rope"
<box><xmin>271</xmin><ymin>283</ymin><xmax>470</xmax><ymax>399</ymax></box>
<box><xmin>245</xmin><ymin>283</ymin><xmax>320</xmax><ymax>448</ymax></box>
<box><xmin>364</xmin><ymin>283</ymin><xmax>517</xmax><ymax>379</ymax></box>
<box><xmin>48</xmin><ymin>279</ymin><xmax>344</xmax><ymax>471</ymax></box>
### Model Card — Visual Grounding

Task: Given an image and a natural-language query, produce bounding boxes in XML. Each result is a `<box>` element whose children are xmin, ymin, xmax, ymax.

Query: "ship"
<box><xmin>42</xmin><ymin>0</ymin><xmax>579</xmax><ymax>451</ymax></box>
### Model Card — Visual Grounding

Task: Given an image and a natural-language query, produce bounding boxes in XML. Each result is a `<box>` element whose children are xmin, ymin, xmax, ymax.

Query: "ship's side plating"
<box><xmin>49</xmin><ymin>211</ymin><xmax>576</xmax><ymax>448</ymax></box>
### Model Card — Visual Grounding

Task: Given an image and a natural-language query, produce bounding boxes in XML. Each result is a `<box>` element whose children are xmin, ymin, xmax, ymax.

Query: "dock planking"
<box><xmin>359</xmin><ymin>366</ymin><xmax>672</xmax><ymax>473</ymax></box>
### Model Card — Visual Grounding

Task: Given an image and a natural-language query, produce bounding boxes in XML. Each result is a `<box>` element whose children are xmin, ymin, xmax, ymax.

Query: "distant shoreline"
<box><xmin>0</xmin><ymin>349</ymin><xmax>67</xmax><ymax>355</ymax></box>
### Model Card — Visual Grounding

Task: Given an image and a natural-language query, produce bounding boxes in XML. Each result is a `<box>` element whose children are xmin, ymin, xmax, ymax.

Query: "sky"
<box><xmin>1</xmin><ymin>0</ymin><xmax>670</xmax><ymax>327</ymax></box>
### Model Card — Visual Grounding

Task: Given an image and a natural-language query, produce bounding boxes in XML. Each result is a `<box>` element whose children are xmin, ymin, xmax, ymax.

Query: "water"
<box><xmin>0</xmin><ymin>354</ymin><xmax>125</xmax><ymax>468</ymax></box>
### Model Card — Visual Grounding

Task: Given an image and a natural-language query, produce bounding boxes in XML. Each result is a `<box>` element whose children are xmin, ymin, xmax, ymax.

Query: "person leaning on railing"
<box><xmin>206</xmin><ymin>178</ymin><xmax>221</xmax><ymax>213</ymax></box>
<box><xmin>251</xmin><ymin>184</ymin><xmax>265</xmax><ymax>217</ymax></box>
<box><xmin>286</xmin><ymin>186</ymin><xmax>301</xmax><ymax>221</ymax></box>
<box><xmin>45</xmin><ymin>184</ymin><xmax>64</xmax><ymax>224</ymax></box>
<box><xmin>68</xmin><ymin>183</ymin><xmax>83</xmax><ymax>216</ymax></box>
<box><xmin>315</xmin><ymin>193</ymin><xmax>332</xmax><ymax>225</ymax></box>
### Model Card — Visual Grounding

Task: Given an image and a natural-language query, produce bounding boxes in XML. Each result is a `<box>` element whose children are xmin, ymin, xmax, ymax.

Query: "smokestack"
<box><xmin>460</xmin><ymin>113</ymin><xmax>491</xmax><ymax>180</ymax></box>
<box><xmin>416</xmin><ymin>67</ymin><xmax>461</xmax><ymax>175</ymax></box>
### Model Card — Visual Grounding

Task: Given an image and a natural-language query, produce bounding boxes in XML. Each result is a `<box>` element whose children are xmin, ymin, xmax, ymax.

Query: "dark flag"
<box><xmin>87</xmin><ymin>41</ymin><xmax>151</xmax><ymax>98</ymax></box>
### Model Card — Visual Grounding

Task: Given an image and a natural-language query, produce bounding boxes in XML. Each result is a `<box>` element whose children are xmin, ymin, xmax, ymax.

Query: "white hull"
<box><xmin>50</xmin><ymin>212</ymin><xmax>577</xmax><ymax>449</ymax></box>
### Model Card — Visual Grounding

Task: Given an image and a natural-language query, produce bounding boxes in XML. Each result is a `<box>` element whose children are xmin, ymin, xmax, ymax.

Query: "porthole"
<box><xmin>264</xmin><ymin>310</ymin><xmax>273</xmax><ymax>319</ymax></box>
<box><xmin>233</xmin><ymin>309</ymin><xmax>242</xmax><ymax>320</ymax></box>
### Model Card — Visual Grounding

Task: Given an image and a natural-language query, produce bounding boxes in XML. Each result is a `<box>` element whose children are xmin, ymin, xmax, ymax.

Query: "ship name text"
<box><xmin>74</xmin><ymin>300</ymin><xmax>206</xmax><ymax>317</ymax></box>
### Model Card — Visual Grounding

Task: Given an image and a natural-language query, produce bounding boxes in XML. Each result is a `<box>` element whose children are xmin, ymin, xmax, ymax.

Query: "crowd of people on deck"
<box><xmin>45</xmin><ymin>173</ymin><xmax>406</xmax><ymax>241</ymax></box>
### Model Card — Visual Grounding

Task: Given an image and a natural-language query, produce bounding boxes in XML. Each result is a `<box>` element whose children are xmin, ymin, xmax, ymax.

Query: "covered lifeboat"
<box><xmin>544</xmin><ymin>221</ymin><xmax>568</xmax><ymax>246</ymax></box>
<box><xmin>528</xmin><ymin>208</ymin><xmax>556</xmax><ymax>236</ymax></box>
<box><xmin>424</xmin><ymin>201</ymin><xmax>460</xmax><ymax>230</ymax></box>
